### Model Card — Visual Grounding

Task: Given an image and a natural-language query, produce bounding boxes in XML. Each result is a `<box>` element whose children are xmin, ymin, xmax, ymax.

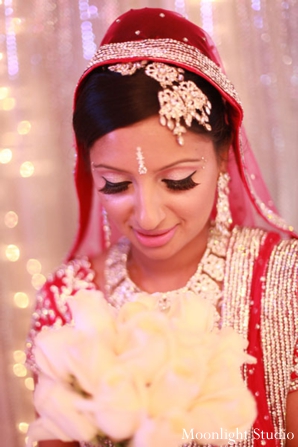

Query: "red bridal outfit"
<box><xmin>26</xmin><ymin>8</ymin><xmax>298</xmax><ymax>447</ymax></box>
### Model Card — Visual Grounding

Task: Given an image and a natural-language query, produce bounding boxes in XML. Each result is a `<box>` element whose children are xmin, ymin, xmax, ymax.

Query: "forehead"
<box><xmin>90</xmin><ymin>116</ymin><xmax>216</xmax><ymax>169</ymax></box>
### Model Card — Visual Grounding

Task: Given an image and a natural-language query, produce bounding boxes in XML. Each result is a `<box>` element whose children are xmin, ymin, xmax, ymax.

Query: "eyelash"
<box><xmin>98</xmin><ymin>171</ymin><xmax>199</xmax><ymax>195</ymax></box>
<box><xmin>162</xmin><ymin>171</ymin><xmax>199</xmax><ymax>191</ymax></box>
<box><xmin>99</xmin><ymin>179</ymin><xmax>131</xmax><ymax>194</ymax></box>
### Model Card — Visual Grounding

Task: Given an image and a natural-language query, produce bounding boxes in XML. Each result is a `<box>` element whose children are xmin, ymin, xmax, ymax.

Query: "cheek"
<box><xmin>172</xmin><ymin>181</ymin><xmax>217</xmax><ymax>221</ymax></box>
<box><xmin>101</xmin><ymin>195</ymin><xmax>132</xmax><ymax>224</ymax></box>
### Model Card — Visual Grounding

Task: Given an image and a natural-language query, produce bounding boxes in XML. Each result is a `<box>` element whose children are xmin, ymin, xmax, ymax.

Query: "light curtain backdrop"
<box><xmin>1</xmin><ymin>0</ymin><xmax>297</xmax><ymax>445</ymax></box>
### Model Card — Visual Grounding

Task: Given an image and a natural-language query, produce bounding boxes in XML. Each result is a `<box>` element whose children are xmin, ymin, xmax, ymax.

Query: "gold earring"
<box><xmin>214</xmin><ymin>172</ymin><xmax>232</xmax><ymax>236</ymax></box>
<box><xmin>102</xmin><ymin>207</ymin><xmax>111</xmax><ymax>248</ymax></box>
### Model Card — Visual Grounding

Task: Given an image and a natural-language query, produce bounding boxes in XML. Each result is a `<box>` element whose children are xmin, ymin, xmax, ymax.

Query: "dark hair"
<box><xmin>73</xmin><ymin>65</ymin><xmax>232</xmax><ymax>167</ymax></box>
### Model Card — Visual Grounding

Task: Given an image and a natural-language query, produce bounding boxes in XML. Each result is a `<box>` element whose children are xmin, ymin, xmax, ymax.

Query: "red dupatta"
<box><xmin>69</xmin><ymin>8</ymin><xmax>296</xmax><ymax>261</ymax></box>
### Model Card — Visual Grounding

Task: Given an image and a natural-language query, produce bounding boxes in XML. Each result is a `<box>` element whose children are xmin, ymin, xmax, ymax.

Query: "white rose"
<box><xmin>117</xmin><ymin>300</ymin><xmax>153</xmax><ymax>322</ymax></box>
<box><xmin>188</xmin><ymin>385</ymin><xmax>256</xmax><ymax>443</ymax></box>
<box><xmin>68</xmin><ymin>289</ymin><xmax>116</xmax><ymax>336</ymax></box>
<box><xmin>28</xmin><ymin>374</ymin><xmax>98</xmax><ymax>443</ymax></box>
<box><xmin>34</xmin><ymin>325</ymin><xmax>80</xmax><ymax>381</ymax></box>
<box><xmin>186</xmin><ymin>328</ymin><xmax>257</xmax><ymax>438</ymax></box>
<box><xmin>199</xmin><ymin>328</ymin><xmax>256</xmax><ymax>396</ymax></box>
<box><xmin>76</xmin><ymin>366</ymin><xmax>146</xmax><ymax>441</ymax></box>
<box><xmin>116</xmin><ymin>308</ymin><xmax>173</xmax><ymax>384</ymax></box>
<box><xmin>167</xmin><ymin>291</ymin><xmax>216</xmax><ymax>333</ymax></box>
<box><xmin>147</xmin><ymin>365</ymin><xmax>201</xmax><ymax>417</ymax></box>
<box><xmin>34</xmin><ymin>290</ymin><xmax>119</xmax><ymax>394</ymax></box>
<box><xmin>34</xmin><ymin>325</ymin><xmax>117</xmax><ymax>395</ymax></box>
<box><xmin>129</xmin><ymin>415</ymin><xmax>184</xmax><ymax>447</ymax></box>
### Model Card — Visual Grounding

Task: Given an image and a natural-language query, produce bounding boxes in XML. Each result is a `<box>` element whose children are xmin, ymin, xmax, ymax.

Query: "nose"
<box><xmin>133</xmin><ymin>185</ymin><xmax>166</xmax><ymax>231</ymax></box>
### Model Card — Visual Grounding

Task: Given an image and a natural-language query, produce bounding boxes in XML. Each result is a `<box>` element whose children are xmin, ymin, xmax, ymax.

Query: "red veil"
<box><xmin>68</xmin><ymin>7</ymin><xmax>297</xmax><ymax>261</ymax></box>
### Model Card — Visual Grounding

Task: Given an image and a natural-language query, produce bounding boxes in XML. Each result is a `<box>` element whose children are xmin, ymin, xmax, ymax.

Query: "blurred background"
<box><xmin>0</xmin><ymin>0</ymin><xmax>297</xmax><ymax>445</ymax></box>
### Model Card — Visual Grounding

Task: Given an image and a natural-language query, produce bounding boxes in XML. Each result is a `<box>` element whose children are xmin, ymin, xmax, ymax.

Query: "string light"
<box><xmin>79</xmin><ymin>0</ymin><xmax>97</xmax><ymax>60</ymax></box>
<box><xmin>4</xmin><ymin>211</ymin><xmax>18</xmax><ymax>228</ymax></box>
<box><xmin>4</xmin><ymin>0</ymin><xmax>19</xmax><ymax>77</ymax></box>
<box><xmin>1</xmin><ymin>1</ymin><xmax>36</xmax><ymax>442</ymax></box>
<box><xmin>200</xmin><ymin>0</ymin><xmax>214</xmax><ymax>36</ymax></box>
<box><xmin>0</xmin><ymin>148</ymin><xmax>12</xmax><ymax>164</ymax></box>
<box><xmin>20</xmin><ymin>161</ymin><xmax>34</xmax><ymax>177</ymax></box>
<box><xmin>251</xmin><ymin>0</ymin><xmax>261</xmax><ymax>11</ymax></box>
<box><xmin>5</xmin><ymin>244</ymin><xmax>20</xmax><ymax>261</ymax></box>
<box><xmin>14</xmin><ymin>292</ymin><xmax>29</xmax><ymax>308</ymax></box>
<box><xmin>175</xmin><ymin>0</ymin><xmax>186</xmax><ymax>16</ymax></box>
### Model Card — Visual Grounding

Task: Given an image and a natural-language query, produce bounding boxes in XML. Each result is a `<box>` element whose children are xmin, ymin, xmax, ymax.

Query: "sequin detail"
<box><xmin>84</xmin><ymin>38</ymin><xmax>241</xmax><ymax>107</ymax></box>
<box><xmin>261</xmin><ymin>238</ymin><xmax>298</xmax><ymax>433</ymax></box>
<box><xmin>109</xmin><ymin>61</ymin><xmax>212</xmax><ymax>145</ymax></box>
<box><xmin>25</xmin><ymin>228</ymin><xmax>298</xmax><ymax>447</ymax></box>
<box><xmin>25</xmin><ymin>258</ymin><xmax>96</xmax><ymax>373</ymax></box>
<box><xmin>104</xmin><ymin>226</ymin><xmax>228</xmax><ymax>317</ymax></box>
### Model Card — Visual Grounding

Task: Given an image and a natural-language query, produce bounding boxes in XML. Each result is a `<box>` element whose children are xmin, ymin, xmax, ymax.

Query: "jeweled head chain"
<box><xmin>108</xmin><ymin>61</ymin><xmax>212</xmax><ymax>146</ymax></box>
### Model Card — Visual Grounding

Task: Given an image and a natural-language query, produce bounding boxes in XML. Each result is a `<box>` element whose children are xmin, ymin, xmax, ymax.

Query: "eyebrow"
<box><xmin>92</xmin><ymin>158</ymin><xmax>202</xmax><ymax>173</ymax></box>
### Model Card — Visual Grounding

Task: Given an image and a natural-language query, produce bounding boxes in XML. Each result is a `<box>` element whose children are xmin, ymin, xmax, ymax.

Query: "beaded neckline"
<box><xmin>104</xmin><ymin>225</ymin><xmax>230</xmax><ymax>312</ymax></box>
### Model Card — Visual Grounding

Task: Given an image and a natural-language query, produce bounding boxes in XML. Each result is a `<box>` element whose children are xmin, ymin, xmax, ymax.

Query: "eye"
<box><xmin>99</xmin><ymin>178</ymin><xmax>131</xmax><ymax>195</ymax></box>
<box><xmin>162</xmin><ymin>171</ymin><xmax>199</xmax><ymax>191</ymax></box>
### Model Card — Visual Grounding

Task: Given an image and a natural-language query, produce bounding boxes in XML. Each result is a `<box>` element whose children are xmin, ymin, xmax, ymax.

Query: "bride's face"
<box><xmin>90</xmin><ymin>116</ymin><xmax>223</xmax><ymax>261</ymax></box>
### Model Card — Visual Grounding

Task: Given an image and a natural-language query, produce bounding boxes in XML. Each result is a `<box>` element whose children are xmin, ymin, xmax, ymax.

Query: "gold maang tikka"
<box><xmin>108</xmin><ymin>61</ymin><xmax>212</xmax><ymax>146</ymax></box>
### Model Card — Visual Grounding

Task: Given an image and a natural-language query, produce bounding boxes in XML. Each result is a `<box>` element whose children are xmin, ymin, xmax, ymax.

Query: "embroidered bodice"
<box><xmin>103</xmin><ymin>227</ymin><xmax>227</xmax><ymax>314</ymax></box>
<box><xmin>26</xmin><ymin>227</ymin><xmax>298</xmax><ymax>447</ymax></box>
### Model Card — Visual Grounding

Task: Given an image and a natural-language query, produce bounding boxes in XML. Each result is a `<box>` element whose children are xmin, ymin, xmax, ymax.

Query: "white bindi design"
<box><xmin>136</xmin><ymin>146</ymin><xmax>147</xmax><ymax>174</ymax></box>
<box><xmin>201</xmin><ymin>156</ymin><xmax>207</xmax><ymax>169</ymax></box>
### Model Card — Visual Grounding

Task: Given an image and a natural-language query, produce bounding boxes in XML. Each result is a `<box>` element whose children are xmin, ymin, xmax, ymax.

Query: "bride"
<box><xmin>26</xmin><ymin>8</ymin><xmax>298</xmax><ymax>447</ymax></box>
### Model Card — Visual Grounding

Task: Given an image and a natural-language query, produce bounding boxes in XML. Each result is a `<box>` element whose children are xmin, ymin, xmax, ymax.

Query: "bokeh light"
<box><xmin>25</xmin><ymin>377</ymin><xmax>34</xmax><ymax>391</ymax></box>
<box><xmin>17</xmin><ymin>120</ymin><xmax>31</xmax><ymax>135</ymax></box>
<box><xmin>4</xmin><ymin>211</ymin><xmax>18</xmax><ymax>228</ymax></box>
<box><xmin>5</xmin><ymin>244</ymin><xmax>20</xmax><ymax>261</ymax></box>
<box><xmin>26</xmin><ymin>258</ymin><xmax>42</xmax><ymax>275</ymax></box>
<box><xmin>20</xmin><ymin>161</ymin><xmax>34</xmax><ymax>177</ymax></box>
<box><xmin>13</xmin><ymin>350</ymin><xmax>26</xmax><ymax>363</ymax></box>
<box><xmin>2</xmin><ymin>97</ymin><xmax>15</xmax><ymax>110</ymax></box>
<box><xmin>14</xmin><ymin>292</ymin><xmax>29</xmax><ymax>309</ymax></box>
<box><xmin>0</xmin><ymin>87</ymin><xmax>9</xmax><ymax>99</ymax></box>
<box><xmin>25</xmin><ymin>439</ymin><xmax>37</xmax><ymax>447</ymax></box>
<box><xmin>0</xmin><ymin>148</ymin><xmax>12</xmax><ymax>164</ymax></box>
<box><xmin>18</xmin><ymin>422</ymin><xmax>29</xmax><ymax>434</ymax></box>
<box><xmin>13</xmin><ymin>363</ymin><xmax>27</xmax><ymax>377</ymax></box>
<box><xmin>31</xmin><ymin>273</ymin><xmax>46</xmax><ymax>290</ymax></box>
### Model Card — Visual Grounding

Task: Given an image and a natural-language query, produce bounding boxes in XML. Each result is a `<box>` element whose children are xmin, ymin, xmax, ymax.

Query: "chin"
<box><xmin>131</xmin><ymin>238</ymin><xmax>191</xmax><ymax>262</ymax></box>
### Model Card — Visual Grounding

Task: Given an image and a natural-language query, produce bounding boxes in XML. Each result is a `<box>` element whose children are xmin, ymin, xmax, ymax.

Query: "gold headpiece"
<box><xmin>108</xmin><ymin>61</ymin><xmax>212</xmax><ymax>146</ymax></box>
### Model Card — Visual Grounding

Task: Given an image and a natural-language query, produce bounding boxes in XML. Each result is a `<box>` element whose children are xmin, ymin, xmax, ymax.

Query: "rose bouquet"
<box><xmin>27</xmin><ymin>290</ymin><xmax>256</xmax><ymax>447</ymax></box>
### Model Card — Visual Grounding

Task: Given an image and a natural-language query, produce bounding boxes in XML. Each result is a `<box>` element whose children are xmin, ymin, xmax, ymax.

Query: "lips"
<box><xmin>133</xmin><ymin>226</ymin><xmax>177</xmax><ymax>248</ymax></box>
